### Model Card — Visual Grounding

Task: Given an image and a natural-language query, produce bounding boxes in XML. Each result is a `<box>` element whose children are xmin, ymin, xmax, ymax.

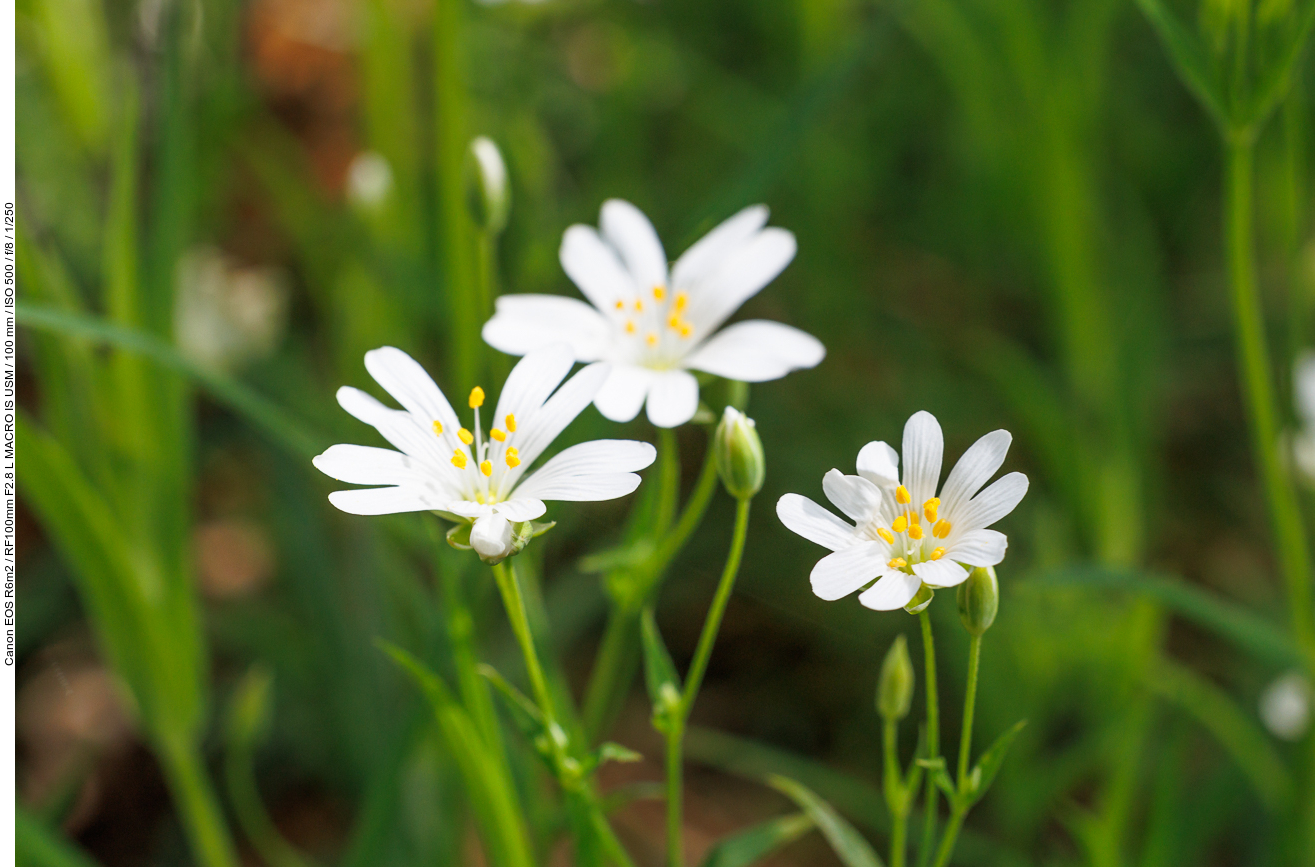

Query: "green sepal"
<box><xmin>446</xmin><ymin>522</ymin><xmax>473</xmax><ymax>550</ymax></box>
<box><xmin>965</xmin><ymin>719</ymin><xmax>1027</xmax><ymax>807</ymax></box>
<box><xmin>640</xmin><ymin>607</ymin><xmax>683</xmax><ymax>731</ymax></box>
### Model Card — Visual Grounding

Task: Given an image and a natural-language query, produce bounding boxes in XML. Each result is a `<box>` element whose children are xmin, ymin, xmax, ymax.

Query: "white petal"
<box><xmin>313</xmin><ymin>444</ymin><xmax>443</xmax><ymax>490</ymax></box>
<box><xmin>822</xmin><ymin>470</ymin><xmax>883</xmax><ymax>524</ymax></box>
<box><xmin>501</xmin><ymin>362</ymin><xmax>611</xmax><ymax>487</ymax></box>
<box><xmin>946</xmin><ymin>529</ymin><xmax>1008</xmax><ymax>567</ymax></box>
<box><xmin>1297</xmin><ymin>352</ymin><xmax>1315</xmax><ymax>426</ymax></box>
<box><xmin>857</xmin><ymin>570</ymin><xmax>923</xmax><ymax>611</ymax></box>
<box><xmin>810</xmin><ymin>543</ymin><xmax>885</xmax><ymax>601</ymax></box>
<box><xmin>911</xmin><ymin>558</ymin><xmax>970</xmax><ymax>588</ymax></box>
<box><xmin>446</xmin><ymin>501</ymin><xmax>495</xmax><ymax>520</ymax></box>
<box><xmin>593</xmin><ymin>364</ymin><xmax>655</xmax><ymax>423</ymax></box>
<box><xmin>901</xmin><ymin>411</ymin><xmax>943</xmax><ymax>508</ymax></box>
<box><xmin>776</xmin><ymin>494</ymin><xmax>857</xmax><ymax>552</ymax></box>
<box><xmin>336</xmin><ymin>386</ymin><xmax>457</xmax><ymax>470</ymax></box>
<box><xmin>471</xmin><ymin>513</ymin><xmax>513</xmax><ymax>559</ymax></box>
<box><xmin>671</xmin><ymin>205</ymin><xmax>769</xmax><ymax>290</ymax></box>
<box><xmin>682</xmin><ymin>228</ymin><xmax>796</xmax><ymax>336</ymax></box>
<box><xmin>560</xmin><ymin>224</ymin><xmax>637</xmax><ymax>311</ymax></box>
<box><xmin>856</xmin><ymin>441</ymin><xmax>900</xmax><ymax>489</ymax></box>
<box><xmin>493</xmin><ymin>498</ymin><xmax>547</xmax><ymax>522</ymax></box>
<box><xmin>939</xmin><ymin>430</ymin><xmax>1012</xmax><ymax>518</ymax></box>
<box><xmin>327</xmin><ymin>486</ymin><xmax>445</xmax><ymax>515</ymax></box>
<box><xmin>600</xmin><ymin>199</ymin><xmax>668</xmax><ymax>292</ymax></box>
<box><xmin>364</xmin><ymin>347</ymin><xmax>462</xmax><ymax>435</ymax></box>
<box><xmin>683</xmin><ymin>320</ymin><xmax>825</xmax><ymax>382</ymax></box>
<box><xmin>493</xmin><ymin>344</ymin><xmax>577</xmax><ymax>430</ymax></box>
<box><xmin>512</xmin><ymin>439</ymin><xmax>656</xmax><ymax>502</ymax></box>
<box><xmin>482</xmin><ymin>295</ymin><xmax>612</xmax><ymax>361</ymax></box>
<box><xmin>954</xmin><ymin>472</ymin><xmax>1029</xmax><ymax>532</ymax></box>
<box><xmin>645</xmin><ymin>369</ymin><xmax>700</xmax><ymax>428</ymax></box>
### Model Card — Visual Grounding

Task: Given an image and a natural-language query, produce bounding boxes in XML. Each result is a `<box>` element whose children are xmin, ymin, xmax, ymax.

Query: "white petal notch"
<box><xmin>482</xmin><ymin>200</ymin><xmax>825</xmax><ymax>428</ymax></box>
<box><xmin>313</xmin><ymin>344</ymin><xmax>657</xmax><ymax>563</ymax></box>
<box><xmin>776</xmin><ymin>411</ymin><xmax>1028</xmax><ymax>614</ymax></box>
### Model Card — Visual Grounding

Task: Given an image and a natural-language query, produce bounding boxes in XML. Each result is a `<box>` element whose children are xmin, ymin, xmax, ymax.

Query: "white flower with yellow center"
<box><xmin>776</xmin><ymin>411</ymin><xmax>1029</xmax><ymax>611</ymax></box>
<box><xmin>313</xmin><ymin>344</ymin><xmax>656</xmax><ymax>561</ymax></box>
<box><xmin>481</xmin><ymin>199</ymin><xmax>825</xmax><ymax>428</ymax></box>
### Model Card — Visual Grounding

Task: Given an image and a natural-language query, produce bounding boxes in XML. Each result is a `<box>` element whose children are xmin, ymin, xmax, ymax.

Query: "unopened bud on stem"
<box><xmin>877</xmin><ymin>634</ymin><xmax>914</xmax><ymax>720</ymax></box>
<box><xmin>466</xmin><ymin>136</ymin><xmax>510</xmax><ymax>234</ymax></box>
<box><xmin>957</xmin><ymin>565</ymin><xmax>999</xmax><ymax>636</ymax></box>
<box><xmin>714</xmin><ymin>406</ymin><xmax>765</xmax><ymax>500</ymax></box>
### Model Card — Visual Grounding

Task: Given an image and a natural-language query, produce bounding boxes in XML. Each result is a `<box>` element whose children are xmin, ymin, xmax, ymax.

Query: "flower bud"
<box><xmin>956</xmin><ymin>565</ymin><xmax>998</xmax><ymax>636</ymax></box>
<box><xmin>876</xmin><ymin>635</ymin><xmax>914</xmax><ymax>720</ymax></box>
<box><xmin>466</xmin><ymin>136</ymin><xmax>510</xmax><ymax>235</ymax></box>
<box><xmin>714</xmin><ymin>406</ymin><xmax>765</xmax><ymax>500</ymax></box>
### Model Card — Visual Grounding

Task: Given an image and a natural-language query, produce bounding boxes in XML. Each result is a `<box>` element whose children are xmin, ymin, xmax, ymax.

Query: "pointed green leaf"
<box><xmin>1132</xmin><ymin>0</ymin><xmax>1230</xmax><ymax>130</ymax></box>
<box><xmin>699</xmin><ymin>812</ymin><xmax>815</xmax><ymax>867</ymax></box>
<box><xmin>767</xmin><ymin>775</ymin><xmax>885</xmax><ymax>867</ymax></box>
<box><xmin>641</xmin><ymin>607</ymin><xmax>682</xmax><ymax>715</ymax></box>
<box><xmin>967</xmin><ymin>720</ymin><xmax>1027</xmax><ymax>807</ymax></box>
<box><xmin>478</xmin><ymin>663</ymin><xmax>544</xmax><ymax>731</ymax></box>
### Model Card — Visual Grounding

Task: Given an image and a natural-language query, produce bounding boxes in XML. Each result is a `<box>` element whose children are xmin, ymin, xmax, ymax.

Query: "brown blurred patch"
<box><xmin>195</xmin><ymin>517</ymin><xmax>278</xmax><ymax>599</ymax></box>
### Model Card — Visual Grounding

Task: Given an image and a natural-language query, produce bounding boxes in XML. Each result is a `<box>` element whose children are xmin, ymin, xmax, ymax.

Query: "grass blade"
<box><xmin>766</xmin><ymin>775</ymin><xmax>884</xmax><ymax>867</ymax></box>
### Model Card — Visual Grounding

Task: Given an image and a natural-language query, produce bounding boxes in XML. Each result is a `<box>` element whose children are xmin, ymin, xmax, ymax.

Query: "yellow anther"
<box><xmin>506</xmin><ymin>446</ymin><xmax>519</xmax><ymax>457</ymax></box>
<box><xmin>668</xmin><ymin>315</ymin><xmax>681</xmax><ymax>329</ymax></box>
<box><xmin>908</xmin><ymin>523</ymin><xmax>924</xmax><ymax>540</ymax></box>
<box><xmin>909</xmin><ymin>509</ymin><xmax>920</xmax><ymax>525</ymax></box>
<box><xmin>615</xmin><ymin>299</ymin><xmax>625</xmax><ymax>310</ymax></box>
<box><xmin>892</xmin><ymin>515</ymin><xmax>908</xmax><ymax>533</ymax></box>
<box><xmin>877</xmin><ymin>527</ymin><xmax>895</xmax><ymax>544</ymax></box>
<box><xmin>451</xmin><ymin>450</ymin><xmax>468</xmax><ymax>469</ymax></box>
<box><xmin>895</xmin><ymin>485</ymin><xmax>911</xmax><ymax>504</ymax></box>
<box><xmin>432</xmin><ymin>420</ymin><xmax>444</xmax><ymax>436</ymax></box>
<box><xmin>490</xmin><ymin>428</ymin><xmax>506</xmax><ymax>442</ymax></box>
<box><xmin>479</xmin><ymin>460</ymin><xmax>492</xmax><ymax>477</ymax></box>
<box><xmin>653</xmin><ymin>285</ymin><xmax>666</xmax><ymax>301</ymax></box>
<box><xmin>458</xmin><ymin>428</ymin><xmax>474</xmax><ymax>445</ymax></box>
<box><xmin>888</xmin><ymin>557</ymin><xmax>908</xmax><ymax>569</ymax></box>
<box><xmin>930</xmin><ymin>547</ymin><xmax>946</xmax><ymax>560</ymax></box>
<box><xmin>505</xmin><ymin>414</ymin><xmax>517</xmax><ymax>432</ymax></box>
<box><xmin>646</xmin><ymin>333</ymin><xmax>658</xmax><ymax>347</ymax></box>
<box><xmin>469</xmin><ymin>386</ymin><xmax>485</xmax><ymax>408</ymax></box>
<box><xmin>933</xmin><ymin>519</ymin><xmax>952</xmax><ymax>539</ymax></box>
<box><xmin>634</xmin><ymin>298</ymin><xmax>644</xmax><ymax>312</ymax></box>
<box><xmin>505</xmin><ymin>453</ymin><xmax>521</xmax><ymax>468</ymax></box>
<box><xmin>679</xmin><ymin>323</ymin><xmax>692</xmax><ymax>338</ymax></box>
<box><xmin>674</xmin><ymin>292</ymin><xmax>688</xmax><ymax>310</ymax></box>
<box><xmin>923</xmin><ymin>498</ymin><xmax>940</xmax><ymax>522</ymax></box>
<box><xmin>625</xmin><ymin>320</ymin><xmax>636</xmax><ymax>334</ymax></box>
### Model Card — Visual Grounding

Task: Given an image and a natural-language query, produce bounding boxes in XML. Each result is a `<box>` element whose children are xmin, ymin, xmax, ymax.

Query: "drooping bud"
<box><xmin>466</xmin><ymin>136</ymin><xmax>510</xmax><ymax>235</ymax></box>
<box><xmin>903</xmin><ymin>583</ymin><xmax>934</xmax><ymax>614</ymax></box>
<box><xmin>714</xmin><ymin>406</ymin><xmax>765</xmax><ymax>500</ymax></box>
<box><xmin>876</xmin><ymin>634</ymin><xmax>914</xmax><ymax>720</ymax></box>
<box><xmin>956</xmin><ymin>565</ymin><xmax>999</xmax><ymax>636</ymax></box>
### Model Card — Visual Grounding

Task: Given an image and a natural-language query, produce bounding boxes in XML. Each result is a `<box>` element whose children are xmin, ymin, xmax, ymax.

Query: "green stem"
<box><xmin>928</xmin><ymin>809</ymin><xmax>964</xmax><ymax>867</ymax></box>
<box><xmin>1225</xmin><ymin>133</ymin><xmax>1315</xmax><ymax>666</ymax></box>
<box><xmin>655</xmin><ymin>428</ymin><xmax>681</xmax><ymax>535</ymax></box>
<box><xmin>883</xmin><ymin>719</ymin><xmax>907</xmax><ymax>867</ymax></box>
<box><xmin>917</xmin><ymin>610</ymin><xmax>940</xmax><ymax>867</ymax></box>
<box><xmin>492</xmin><ymin>561</ymin><xmax>556</xmax><ymax>724</ymax></box>
<box><xmin>159</xmin><ymin>733</ymin><xmax>240</xmax><ymax>867</ymax></box>
<box><xmin>956</xmin><ymin>635</ymin><xmax>981</xmax><ymax>786</ymax></box>
<box><xmin>666</xmin><ymin>723</ymin><xmax>685</xmax><ymax>867</ymax></box>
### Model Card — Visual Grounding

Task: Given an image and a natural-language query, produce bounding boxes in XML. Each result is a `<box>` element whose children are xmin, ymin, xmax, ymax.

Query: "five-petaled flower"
<box><xmin>482</xmin><ymin>199</ymin><xmax>825</xmax><ymax>428</ymax></box>
<box><xmin>776</xmin><ymin>411</ymin><xmax>1028</xmax><ymax>611</ymax></box>
<box><xmin>313</xmin><ymin>344</ymin><xmax>656</xmax><ymax>561</ymax></box>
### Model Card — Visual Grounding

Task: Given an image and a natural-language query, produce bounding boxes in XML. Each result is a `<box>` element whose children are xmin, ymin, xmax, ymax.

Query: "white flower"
<box><xmin>313</xmin><ymin>344</ymin><xmax>657</xmax><ymax>561</ymax></box>
<box><xmin>346</xmin><ymin>151</ymin><xmax>393</xmax><ymax>209</ymax></box>
<box><xmin>482</xmin><ymin>200</ymin><xmax>825</xmax><ymax>428</ymax></box>
<box><xmin>174</xmin><ymin>246</ymin><xmax>288</xmax><ymax>372</ymax></box>
<box><xmin>1260</xmin><ymin>670</ymin><xmax>1311</xmax><ymax>741</ymax></box>
<box><xmin>776</xmin><ymin>411</ymin><xmax>1029</xmax><ymax>612</ymax></box>
<box><xmin>1293</xmin><ymin>353</ymin><xmax>1315</xmax><ymax>484</ymax></box>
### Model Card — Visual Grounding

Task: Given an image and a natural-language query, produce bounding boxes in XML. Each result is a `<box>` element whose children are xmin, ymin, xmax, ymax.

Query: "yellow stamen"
<box><xmin>479</xmin><ymin>460</ymin><xmax>492</xmax><ymax>477</ymax></box>
<box><xmin>432</xmin><ymin>420</ymin><xmax>444</xmax><ymax>436</ymax></box>
<box><xmin>506</xmin><ymin>446</ymin><xmax>518</xmax><ymax>457</ymax></box>
<box><xmin>668</xmin><ymin>315</ymin><xmax>681</xmax><ymax>329</ymax></box>
<box><xmin>646</xmin><ymin>333</ymin><xmax>658</xmax><ymax>347</ymax></box>
<box><xmin>933</xmin><ymin>519</ymin><xmax>952</xmax><ymax>539</ymax></box>
<box><xmin>451</xmin><ymin>450</ymin><xmax>467</xmax><ymax>469</ymax></box>
<box><xmin>653</xmin><ymin>285</ymin><xmax>666</xmax><ymax>301</ymax></box>
<box><xmin>877</xmin><ymin>527</ymin><xmax>895</xmax><ymax>544</ymax></box>
<box><xmin>506</xmin><ymin>453</ymin><xmax>520</xmax><ymax>468</ymax></box>
<box><xmin>908</xmin><ymin>523</ymin><xmax>924</xmax><ymax>540</ymax></box>
<box><xmin>924</xmin><ymin>498</ymin><xmax>940</xmax><ymax>522</ymax></box>
<box><xmin>505</xmin><ymin>414</ymin><xmax>517</xmax><ymax>432</ymax></box>
<box><xmin>490</xmin><ymin>428</ymin><xmax>506</xmax><ymax>442</ymax></box>
<box><xmin>895</xmin><ymin>485</ymin><xmax>911</xmax><ymax>504</ymax></box>
<box><xmin>888</xmin><ymin>557</ymin><xmax>907</xmax><ymax>568</ymax></box>
<box><xmin>909</xmin><ymin>509</ymin><xmax>921</xmax><ymax>525</ymax></box>
<box><xmin>634</xmin><ymin>298</ymin><xmax>644</xmax><ymax>312</ymax></box>
<box><xmin>625</xmin><ymin>320</ymin><xmax>636</xmax><ymax>334</ymax></box>
<box><xmin>458</xmin><ymin>428</ymin><xmax>474</xmax><ymax>445</ymax></box>
<box><xmin>930</xmin><ymin>547</ymin><xmax>946</xmax><ymax>560</ymax></box>
<box><xmin>615</xmin><ymin>299</ymin><xmax>625</xmax><ymax>310</ymax></box>
<box><xmin>679</xmin><ymin>323</ymin><xmax>692</xmax><ymax>338</ymax></box>
<box><xmin>892</xmin><ymin>515</ymin><xmax>908</xmax><ymax>533</ymax></box>
<box><xmin>674</xmin><ymin>292</ymin><xmax>688</xmax><ymax>310</ymax></box>
<box><xmin>469</xmin><ymin>387</ymin><xmax>485</xmax><ymax>408</ymax></box>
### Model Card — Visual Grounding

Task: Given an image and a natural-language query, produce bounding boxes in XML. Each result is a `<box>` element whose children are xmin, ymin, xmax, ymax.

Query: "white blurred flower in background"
<box><xmin>1259</xmin><ymin>670</ymin><xmax>1311</xmax><ymax>741</ymax></box>
<box><xmin>1292</xmin><ymin>352</ymin><xmax>1315</xmax><ymax>484</ymax></box>
<box><xmin>174</xmin><ymin>246</ymin><xmax>289</xmax><ymax>372</ymax></box>
<box><xmin>346</xmin><ymin>150</ymin><xmax>394</xmax><ymax>210</ymax></box>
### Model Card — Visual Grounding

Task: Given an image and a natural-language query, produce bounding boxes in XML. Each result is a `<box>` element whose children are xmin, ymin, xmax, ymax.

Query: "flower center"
<box><xmin>612</xmin><ymin>284</ymin><xmax>694</xmax><ymax>366</ymax></box>
<box><xmin>437</xmin><ymin>386</ymin><xmax>521</xmax><ymax>503</ymax></box>
<box><xmin>869</xmin><ymin>485</ymin><xmax>951</xmax><ymax>572</ymax></box>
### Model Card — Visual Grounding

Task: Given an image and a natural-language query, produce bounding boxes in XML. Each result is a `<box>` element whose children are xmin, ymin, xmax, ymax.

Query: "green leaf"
<box><xmin>916</xmin><ymin>756</ymin><xmax>957</xmax><ymax>802</ymax></box>
<box><xmin>1132</xmin><ymin>0</ymin><xmax>1230</xmax><ymax>130</ymax></box>
<box><xmin>967</xmin><ymin>720</ymin><xmax>1027</xmax><ymax>807</ymax></box>
<box><xmin>597</xmin><ymin>742</ymin><xmax>642</xmax><ymax>765</ymax></box>
<box><xmin>1246</xmin><ymin>0</ymin><xmax>1315</xmax><ymax>126</ymax></box>
<box><xmin>16</xmin><ymin>807</ymin><xmax>100</xmax><ymax>867</ymax></box>
<box><xmin>699</xmin><ymin>812</ymin><xmax>815</xmax><ymax>867</ymax></box>
<box><xmin>1025</xmin><ymin>565</ymin><xmax>1302</xmax><ymax>667</ymax></box>
<box><xmin>478</xmin><ymin>662</ymin><xmax>544</xmax><ymax>729</ymax></box>
<box><xmin>598</xmin><ymin>781</ymin><xmax>665</xmax><ymax>814</ymax></box>
<box><xmin>641</xmin><ymin>607</ymin><xmax>682</xmax><ymax>718</ymax></box>
<box><xmin>766</xmin><ymin>775</ymin><xmax>885</xmax><ymax>867</ymax></box>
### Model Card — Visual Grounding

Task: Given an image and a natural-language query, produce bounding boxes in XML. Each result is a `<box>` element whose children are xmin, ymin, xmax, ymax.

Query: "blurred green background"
<box><xmin>15</xmin><ymin>0</ymin><xmax>1315</xmax><ymax>863</ymax></box>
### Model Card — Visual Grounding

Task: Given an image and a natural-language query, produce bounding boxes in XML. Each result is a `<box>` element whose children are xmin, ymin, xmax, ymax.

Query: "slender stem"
<box><xmin>492</xmin><ymin>561</ymin><xmax>556</xmax><ymax>723</ymax></box>
<box><xmin>665</xmin><ymin>724</ymin><xmax>685</xmax><ymax>867</ymax></box>
<box><xmin>917</xmin><ymin>611</ymin><xmax>940</xmax><ymax>867</ymax></box>
<box><xmin>884</xmin><ymin>719</ymin><xmax>907</xmax><ymax>867</ymax></box>
<box><xmin>655</xmin><ymin>428</ymin><xmax>681</xmax><ymax>535</ymax></box>
<box><xmin>1224</xmin><ymin>133</ymin><xmax>1315</xmax><ymax>665</ymax></box>
<box><xmin>929</xmin><ymin>809</ymin><xmax>964</xmax><ymax>867</ymax></box>
<box><xmin>159</xmin><ymin>733</ymin><xmax>240</xmax><ymax>867</ymax></box>
<box><xmin>956</xmin><ymin>636</ymin><xmax>982</xmax><ymax>786</ymax></box>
